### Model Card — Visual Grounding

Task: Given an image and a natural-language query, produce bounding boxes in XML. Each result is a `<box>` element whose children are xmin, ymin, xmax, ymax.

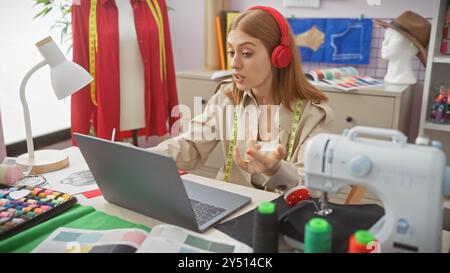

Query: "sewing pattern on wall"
<box><xmin>288</xmin><ymin>18</ymin><xmax>326</xmax><ymax>62</ymax></box>
<box><xmin>327</xmin><ymin>18</ymin><xmax>372</xmax><ymax>63</ymax></box>
<box><xmin>288</xmin><ymin>18</ymin><xmax>373</xmax><ymax>64</ymax></box>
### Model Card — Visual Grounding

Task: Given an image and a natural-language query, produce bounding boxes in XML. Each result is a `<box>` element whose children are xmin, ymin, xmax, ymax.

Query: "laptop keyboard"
<box><xmin>189</xmin><ymin>199</ymin><xmax>226</xmax><ymax>226</ymax></box>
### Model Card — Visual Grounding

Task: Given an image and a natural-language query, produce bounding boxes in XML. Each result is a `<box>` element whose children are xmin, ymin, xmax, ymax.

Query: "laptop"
<box><xmin>73</xmin><ymin>133</ymin><xmax>251</xmax><ymax>232</ymax></box>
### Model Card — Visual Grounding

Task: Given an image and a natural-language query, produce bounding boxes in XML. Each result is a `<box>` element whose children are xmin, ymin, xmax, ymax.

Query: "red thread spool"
<box><xmin>348</xmin><ymin>230</ymin><xmax>377</xmax><ymax>253</ymax></box>
<box><xmin>284</xmin><ymin>185</ymin><xmax>310</xmax><ymax>207</ymax></box>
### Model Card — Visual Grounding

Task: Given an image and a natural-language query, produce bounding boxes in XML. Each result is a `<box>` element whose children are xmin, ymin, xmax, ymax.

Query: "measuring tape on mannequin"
<box><xmin>223</xmin><ymin>99</ymin><xmax>303</xmax><ymax>182</ymax></box>
<box><xmin>88</xmin><ymin>0</ymin><xmax>98</xmax><ymax>106</ymax></box>
<box><xmin>146</xmin><ymin>0</ymin><xmax>166</xmax><ymax>81</ymax></box>
<box><xmin>88</xmin><ymin>0</ymin><xmax>167</xmax><ymax>106</ymax></box>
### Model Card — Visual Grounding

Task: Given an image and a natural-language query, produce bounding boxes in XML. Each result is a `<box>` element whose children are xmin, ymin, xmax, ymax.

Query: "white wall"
<box><xmin>229</xmin><ymin>0</ymin><xmax>434</xmax><ymax>19</ymax></box>
<box><xmin>166</xmin><ymin>0</ymin><xmax>206</xmax><ymax>70</ymax></box>
<box><xmin>167</xmin><ymin>0</ymin><xmax>435</xmax><ymax>70</ymax></box>
<box><xmin>0</xmin><ymin>0</ymin><xmax>71</xmax><ymax>145</ymax></box>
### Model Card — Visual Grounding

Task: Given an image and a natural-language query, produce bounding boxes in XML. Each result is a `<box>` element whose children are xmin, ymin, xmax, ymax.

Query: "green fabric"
<box><xmin>0</xmin><ymin>204</ymin><xmax>151</xmax><ymax>253</ymax></box>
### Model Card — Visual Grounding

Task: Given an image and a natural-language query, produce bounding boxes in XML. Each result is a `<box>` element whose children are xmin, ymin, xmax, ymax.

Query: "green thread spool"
<box><xmin>304</xmin><ymin>217</ymin><xmax>332</xmax><ymax>253</ymax></box>
<box><xmin>258</xmin><ymin>202</ymin><xmax>275</xmax><ymax>214</ymax></box>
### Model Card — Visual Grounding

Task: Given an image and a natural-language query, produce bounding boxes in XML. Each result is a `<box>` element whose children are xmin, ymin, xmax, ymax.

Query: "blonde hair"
<box><xmin>227</xmin><ymin>9</ymin><xmax>327</xmax><ymax>110</ymax></box>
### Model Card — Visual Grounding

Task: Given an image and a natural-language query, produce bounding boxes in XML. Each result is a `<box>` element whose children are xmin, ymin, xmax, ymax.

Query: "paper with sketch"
<box><xmin>36</xmin><ymin>147</ymin><xmax>99</xmax><ymax>194</ymax></box>
<box><xmin>43</xmin><ymin>167</ymin><xmax>98</xmax><ymax>195</ymax></box>
<box><xmin>32</xmin><ymin>224</ymin><xmax>252</xmax><ymax>253</ymax></box>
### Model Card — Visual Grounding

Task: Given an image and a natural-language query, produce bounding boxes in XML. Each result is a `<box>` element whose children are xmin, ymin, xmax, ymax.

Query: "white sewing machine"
<box><xmin>304</xmin><ymin>126</ymin><xmax>450</xmax><ymax>253</ymax></box>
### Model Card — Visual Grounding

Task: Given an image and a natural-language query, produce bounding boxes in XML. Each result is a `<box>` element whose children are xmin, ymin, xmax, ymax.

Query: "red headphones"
<box><xmin>247</xmin><ymin>6</ymin><xmax>293</xmax><ymax>69</ymax></box>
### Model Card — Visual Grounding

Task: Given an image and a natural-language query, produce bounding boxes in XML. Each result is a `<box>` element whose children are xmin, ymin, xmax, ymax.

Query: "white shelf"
<box><xmin>433</xmin><ymin>56</ymin><xmax>450</xmax><ymax>63</ymax></box>
<box><xmin>420</xmin><ymin>0</ymin><xmax>450</xmax><ymax>144</ymax></box>
<box><xmin>424</xmin><ymin>121</ymin><xmax>450</xmax><ymax>132</ymax></box>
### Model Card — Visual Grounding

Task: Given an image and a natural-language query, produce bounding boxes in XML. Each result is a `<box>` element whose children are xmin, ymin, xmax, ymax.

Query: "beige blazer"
<box><xmin>149</xmin><ymin>80</ymin><xmax>334</xmax><ymax>191</ymax></box>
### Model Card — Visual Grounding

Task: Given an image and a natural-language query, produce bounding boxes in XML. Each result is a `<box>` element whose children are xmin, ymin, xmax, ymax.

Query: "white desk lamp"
<box><xmin>15</xmin><ymin>36</ymin><xmax>93</xmax><ymax>174</ymax></box>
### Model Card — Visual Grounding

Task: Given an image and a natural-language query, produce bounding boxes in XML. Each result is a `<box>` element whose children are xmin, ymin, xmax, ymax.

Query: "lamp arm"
<box><xmin>19</xmin><ymin>60</ymin><xmax>47</xmax><ymax>160</ymax></box>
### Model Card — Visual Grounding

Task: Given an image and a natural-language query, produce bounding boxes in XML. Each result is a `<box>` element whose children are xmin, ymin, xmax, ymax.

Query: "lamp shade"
<box><xmin>51</xmin><ymin>61</ymin><xmax>93</xmax><ymax>99</ymax></box>
<box><xmin>36</xmin><ymin>37</ymin><xmax>93</xmax><ymax>100</ymax></box>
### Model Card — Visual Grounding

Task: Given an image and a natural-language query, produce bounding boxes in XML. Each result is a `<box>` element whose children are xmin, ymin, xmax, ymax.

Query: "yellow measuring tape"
<box><xmin>223</xmin><ymin>99</ymin><xmax>303</xmax><ymax>182</ymax></box>
<box><xmin>88</xmin><ymin>0</ymin><xmax>98</xmax><ymax>106</ymax></box>
<box><xmin>286</xmin><ymin>99</ymin><xmax>303</xmax><ymax>162</ymax></box>
<box><xmin>223</xmin><ymin>108</ymin><xmax>240</xmax><ymax>182</ymax></box>
<box><xmin>88</xmin><ymin>0</ymin><xmax>167</xmax><ymax>106</ymax></box>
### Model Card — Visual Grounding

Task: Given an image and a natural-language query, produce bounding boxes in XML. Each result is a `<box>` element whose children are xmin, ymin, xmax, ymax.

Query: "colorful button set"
<box><xmin>0</xmin><ymin>185</ymin><xmax>75</xmax><ymax>235</ymax></box>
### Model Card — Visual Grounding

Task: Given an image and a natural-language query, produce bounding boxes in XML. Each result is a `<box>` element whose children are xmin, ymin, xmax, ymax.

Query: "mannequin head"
<box><xmin>374</xmin><ymin>11</ymin><xmax>431</xmax><ymax>67</ymax></box>
<box><xmin>381</xmin><ymin>28</ymin><xmax>419</xmax><ymax>61</ymax></box>
<box><xmin>381</xmin><ymin>28</ymin><xmax>419</xmax><ymax>85</ymax></box>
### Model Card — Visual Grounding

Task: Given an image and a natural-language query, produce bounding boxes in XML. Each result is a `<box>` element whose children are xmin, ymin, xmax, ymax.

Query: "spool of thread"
<box><xmin>348</xmin><ymin>230</ymin><xmax>376</xmax><ymax>253</ymax></box>
<box><xmin>304</xmin><ymin>217</ymin><xmax>332</xmax><ymax>253</ymax></box>
<box><xmin>252</xmin><ymin>201</ymin><xmax>278</xmax><ymax>253</ymax></box>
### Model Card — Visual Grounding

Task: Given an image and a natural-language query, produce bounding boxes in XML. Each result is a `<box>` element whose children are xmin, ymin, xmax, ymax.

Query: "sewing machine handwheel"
<box><xmin>284</xmin><ymin>185</ymin><xmax>311</xmax><ymax>207</ymax></box>
<box><xmin>347</xmin><ymin>154</ymin><xmax>372</xmax><ymax>177</ymax></box>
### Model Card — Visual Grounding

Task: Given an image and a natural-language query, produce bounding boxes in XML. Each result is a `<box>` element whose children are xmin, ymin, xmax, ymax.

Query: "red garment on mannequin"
<box><xmin>71</xmin><ymin>0</ymin><xmax>178</xmax><ymax>144</ymax></box>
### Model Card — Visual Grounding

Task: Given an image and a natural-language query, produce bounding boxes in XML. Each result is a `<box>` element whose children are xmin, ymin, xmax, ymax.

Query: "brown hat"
<box><xmin>374</xmin><ymin>11</ymin><xmax>431</xmax><ymax>66</ymax></box>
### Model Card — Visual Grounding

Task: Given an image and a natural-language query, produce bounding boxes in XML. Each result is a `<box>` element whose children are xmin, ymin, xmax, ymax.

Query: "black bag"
<box><xmin>215</xmin><ymin>196</ymin><xmax>384</xmax><ymax>253</ymax></box>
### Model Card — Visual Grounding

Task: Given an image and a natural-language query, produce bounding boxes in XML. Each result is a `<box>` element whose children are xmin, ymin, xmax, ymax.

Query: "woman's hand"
<box><xmin>233</xmin><ymin>140</ymin><xmax>287</xmax><ymax>177</ymax></box>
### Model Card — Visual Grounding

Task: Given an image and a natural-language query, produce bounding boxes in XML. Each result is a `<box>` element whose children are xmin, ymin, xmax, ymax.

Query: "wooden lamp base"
<box><xmin>16</xmin><ymin>150</ymin><xmax>69</xmax><ymax>174</ymax></box>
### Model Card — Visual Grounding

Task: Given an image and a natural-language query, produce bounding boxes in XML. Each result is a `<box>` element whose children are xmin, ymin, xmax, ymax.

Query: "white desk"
<box><xmin>42</xmin><ymin>147</ymin><xmax>450</xmax><ymax>252</ymax></box>
<box><xmin>51</xmin><ymin>147</ymin><xmax>279</xmax><ymax>244</ymax></box>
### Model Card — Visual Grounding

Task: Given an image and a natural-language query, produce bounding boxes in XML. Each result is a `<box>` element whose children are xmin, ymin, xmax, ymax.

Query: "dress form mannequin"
<box><xmin>381</xmin><ymin>28</ymin><xmax>419</xmax><ymax>85</ymax></box>
<box><xmin>116</xmin><ymin>0</ymin><xmax>145</xmax><ymax>145</ymax></box>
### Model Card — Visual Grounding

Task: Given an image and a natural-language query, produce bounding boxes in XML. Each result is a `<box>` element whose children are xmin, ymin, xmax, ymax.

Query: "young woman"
<box><xmin>150</xmin><ymin>6</ymin><xmax>334</xmax><ymax>191</ymax></box>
